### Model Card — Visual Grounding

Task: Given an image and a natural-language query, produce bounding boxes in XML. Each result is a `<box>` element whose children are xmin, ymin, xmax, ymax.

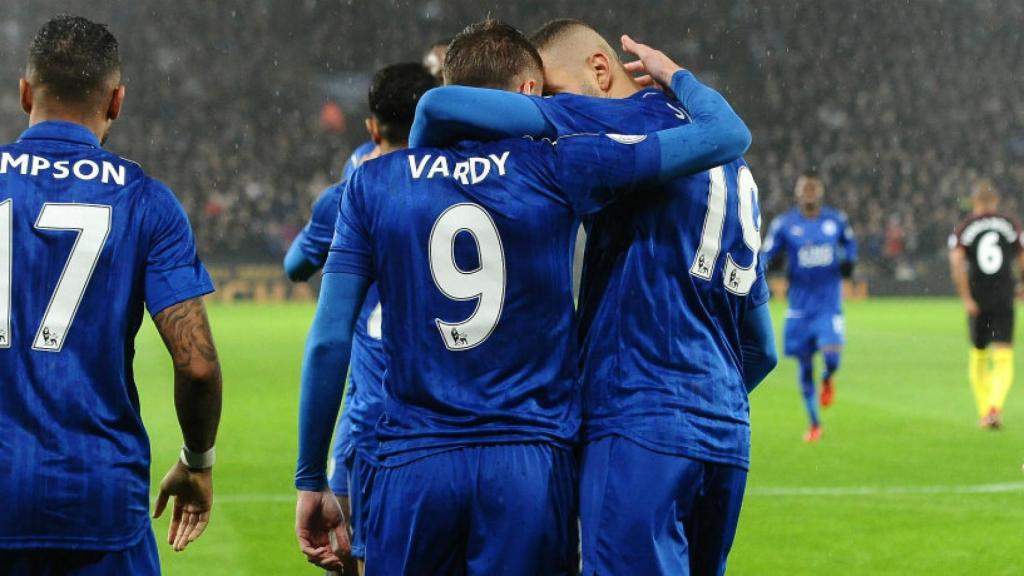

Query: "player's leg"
<box><xmin>580</xmin><ymin>435</ymin><xmax>700</xmax><ymax>576</ymax></box>
<box><xmin>364</xmin><ymin>451</ymin><xmax>468</xmax><ymax>576</ymax></box>
<box><xmin>985</xmin><ymin>309</ymin><xmax>1014</xmax><ymax>428</ymax></box>
<box><xmin>686</xmin><ymin>462</ymin><xmax>748</xmax><ymax>576</ymax></box>
<box><xmin>466</xmin><ymin>443</ymin><xmax>578</xmax><ymax>576</ymax></box>
<box><xmin>784</xmin><ymin>316</ymin><xmax>820</xmax><ymax>440</ymax></box>
<box><xmin>818</xmin><ymin>313</ymin><xmax>846</xmax><ymax>409</ymax></box>
<box><xmin>968</xmin><ymin>312</ymin><xmax>995</xmax><ymax>423</ymax></box>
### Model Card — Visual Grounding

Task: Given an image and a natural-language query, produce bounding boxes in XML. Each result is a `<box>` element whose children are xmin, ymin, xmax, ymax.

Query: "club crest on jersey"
<box><xmin>822</xmin><ymin>220</ymin><xmax>838</xmax><ymax>236</ymax></box>
<box><xmin>791</xmin><ymin>226</ymin><xmax>803</xmax><ymax>236</ymax></box>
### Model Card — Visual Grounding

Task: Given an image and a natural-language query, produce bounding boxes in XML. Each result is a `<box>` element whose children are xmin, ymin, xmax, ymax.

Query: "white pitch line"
<box><xmin>154</xmin><ymin>482</ymin><xmax>1024</xmax><ymax>505</ymax></box>
<box><xmin>747</xmin><ymin>481</ymin><xmax>1024</xmax><ymax>497</ymax></box>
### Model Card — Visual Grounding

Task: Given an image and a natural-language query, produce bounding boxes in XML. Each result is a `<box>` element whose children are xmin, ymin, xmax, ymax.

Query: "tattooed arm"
<box><xmin>154</xmin><ymin>296</ymin><xmax>223</xmax><ymax>451</ymax></box>
<box><xmin>151</xmin><ymin>296</ymin><xmax>223</xmax><ymax>552</ymax></box>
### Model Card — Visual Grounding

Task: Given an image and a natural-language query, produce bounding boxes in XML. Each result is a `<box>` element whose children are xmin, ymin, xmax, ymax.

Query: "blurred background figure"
<box><xmin>763</xmin><ymin>173</ymin><xmax>857</xmax><ymax>442</ymax></box>
<box><xmin>948</xmin><ymin>180</ymin><xmax>1023</xmax><ymax>429</ymax></box>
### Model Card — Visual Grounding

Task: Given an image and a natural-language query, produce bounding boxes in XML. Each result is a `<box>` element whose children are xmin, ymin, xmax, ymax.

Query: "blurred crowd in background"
<box><xmin>1</xmin><ymin>0</ymin><xmax>1021</xmax><ymax>292</ymax></box>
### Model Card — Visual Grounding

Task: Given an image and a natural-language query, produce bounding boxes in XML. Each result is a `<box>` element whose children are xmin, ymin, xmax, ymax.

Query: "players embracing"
<box><xmin>295</xmin><ymin>17</ymin><xmax>778</xmax><ymax>576</ymax></box>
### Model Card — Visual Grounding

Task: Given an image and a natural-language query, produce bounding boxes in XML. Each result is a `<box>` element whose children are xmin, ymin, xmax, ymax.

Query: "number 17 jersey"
<box><xmin>0</xmin><ymin>121</ymin><xmax>214</xmax><ymax>550</ymax></box>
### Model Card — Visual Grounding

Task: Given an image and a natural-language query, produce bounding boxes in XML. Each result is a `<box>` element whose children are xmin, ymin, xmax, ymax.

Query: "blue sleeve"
<box><xmin>840</xmin><ymin>214</ymin><xmax>858</xmax><ymax>262</ymax></box>
<box><xmin>658</xmin><ymin>70</ymin><xmax>751</xmax><ymax>177</ymax></box>
<box><xmin>143</xmin><ymin>180</ymin><xmax>215</xmax><ymax>316</ymax></box>
<box><xmin>295</xmin><ymin>272</ymin><xmax>371</xmax><ymax>491</ymax></box>
<box><xmin>284</xmin><ymin>183</ymin><xmax>344</xmax><ymax>281</ymax></box>
<box><xmin>554</xmin><ymin>73</ymin><xmax>751</xmax><ymax>214</ymax></box>
<box><xmin>324</xmin><ymin>174</ymin><xmax>375</xmax><ymax>279</ymax></box>
<box><xmin>283</xmin><ymin>236</ymin><xmax>319</xmax><ymax>282</ymax></box>
<box><xmin>761</xmin><ymin>216</ymin><xmax>786</xmax><ymax>265</ymax></box>
<box><xmin>740</xmin><ymin>302</ymin><xmax>778</xmax><ymax>393</ymax></box>
<box><xmin>409</xmin><ymin>86</ymin><xmax>554</xmax><ymax>147</ymax></box>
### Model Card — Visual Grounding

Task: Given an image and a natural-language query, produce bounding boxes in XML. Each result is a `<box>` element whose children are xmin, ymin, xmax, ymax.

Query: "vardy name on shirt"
<box><xmin>0</xmin><ymin>152</ymin><xmax>127</xmax><ymax>186</ymax></box>
<box><xmin>407</xmin><ymin>151</ymin><xmax>509</xmax><ymax>185</ymax></box>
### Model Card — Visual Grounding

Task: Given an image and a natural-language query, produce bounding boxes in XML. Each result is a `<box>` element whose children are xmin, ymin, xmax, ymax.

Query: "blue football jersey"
<box><xmin>533</xmin><ymin>89</ymin><xmax>769</xmax><ymax>468</ymax></box>
<box><xmin>297</xmin><ymin>179</ymin><xmax>385</xmax><ymax>463</ymax></box>
<box><xmin>762</xmin><ymin>206</ymin><xmax>857</xmax><ymax>315</ymax></box>
<box><xmin>325</xmin><ymin>133</ymin><xmax>662</xmax><ymax>464</ymax></box>
<box><xmin>343</xmin><ymin>140</ymin><xmax>376</xmax><ymax>181</ymax></box>
<box><xmin>0</xmin><ymin>121</ymin><xmax>213</xmax><ymax>550</ymax></box>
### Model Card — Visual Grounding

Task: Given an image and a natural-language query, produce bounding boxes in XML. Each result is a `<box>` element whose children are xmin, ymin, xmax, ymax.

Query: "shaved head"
<box><xmin>530</xmin><ymin>19</ymin><xmax>635</xmax><ymax>97</ymax></box>
<box><xmin>971</xmin><ymin>178</ymin><xmax>999</xmax><ymax>212</ymax></box>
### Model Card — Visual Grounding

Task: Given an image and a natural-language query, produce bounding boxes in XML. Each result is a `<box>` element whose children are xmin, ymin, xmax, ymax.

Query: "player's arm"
<box><xmin>141</xmin><ymin>181</ymin><xmax>221</xmax><ymax>552</ymax></box>
<box><xmin>284</xmin><ymin>184</ymin><xmax>345</xmax><ymax>282</ymax></box>
<box><xmin>295</xmin><ymin>176</ymin><xmax>374</xmax><ymax>571</ymax></box>
<box><xmin>948</xmin><ymin>242</ymin><xmax>978</xmax><ymax>317</ymax></box>
<box><xmin>409</xmin><ymin>85</ymin><xmax>554</xmax><ymax>147</ymax></box>
<box><xmin>151</xmin><ymin>297</ymin><xmax>223</xmax><ymax>552</ymax></box>
<box><xmin>740</xmin><ymin>302</ymin><xmax>778</xmax><ymax>393</ymax></box>
<box><xmin>295</xmin><ymin>272</ymin><xmax>368</xmax><ymax>571</ymax></box>
<box><xmin>760</xmin><ymin>217</ymin><xmax>786</xmax><ymax>274</ymax></box>
<box><xmin>839</xmin><ymin>215</ymin><xmax>858</xmax><ymax>279</ymax></box>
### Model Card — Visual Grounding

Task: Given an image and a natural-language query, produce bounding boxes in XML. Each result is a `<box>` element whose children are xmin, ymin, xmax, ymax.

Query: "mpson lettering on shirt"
<box><xmin>0</xmin><ymin>152</ymin><xmax>126</xmax><ymax>186</ymax></box>
<box><xmin>407</xmin><ymin>151</ymin><xmax>510</xmax><ymax>185</ymax></box>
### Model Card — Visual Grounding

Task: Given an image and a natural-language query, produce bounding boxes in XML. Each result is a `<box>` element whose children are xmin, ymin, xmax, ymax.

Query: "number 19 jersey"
<box><xmin>326</xmin><ymin>134</ymin><xmax>662</xmax><ymax>465</ymax></box>
<box><xmin>0</xmin><ymin>121</ymin><xmax>213</xmax><ymax>550</ymax></box>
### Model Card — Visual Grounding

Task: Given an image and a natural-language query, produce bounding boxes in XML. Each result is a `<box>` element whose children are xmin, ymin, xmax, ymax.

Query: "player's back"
<box><xmin>539</xmin><ymin>89</ymin><xmax>768</xmax><ymax>467</ymax></box>
<box><xmin>952</xmin><ymin>211</ymin><xmax>1022</xmax><ymax>310</ymax></box>
<box><xmin>330</xmin><ymin>137</ymin><xmax>587</xmax><ymax>464</ymax></box>
<box><xmin>0</xmin><ymin>121</ymin><xmax>209</xmax><ymax>549</ymax></box>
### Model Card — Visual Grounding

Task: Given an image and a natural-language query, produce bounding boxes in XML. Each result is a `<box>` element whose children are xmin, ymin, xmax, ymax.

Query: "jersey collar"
<box><xmin>17</xmin><ymin>121</ymin><xmax>101</xmax><ymax>148</ymax></box>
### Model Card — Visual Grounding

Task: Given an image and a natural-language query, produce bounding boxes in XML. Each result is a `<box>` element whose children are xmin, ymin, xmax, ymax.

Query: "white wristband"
<box><xmin>180</xmin><ymin>445</ymin><xmax>215</xmax><ymax>469</ymax></box>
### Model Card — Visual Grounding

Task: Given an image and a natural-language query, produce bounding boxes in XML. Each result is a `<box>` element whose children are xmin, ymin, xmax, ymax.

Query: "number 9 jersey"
<box><xmin>950</xmin><ymin>211</ymin><xmax>1023</xmax><ymax>312</ymax></box>
<box><xmin>325</xmin><ymin>133</ymin><xmax>664</xmax><ymax>465</ymax></box>
<box><xmin>0</xmin><ymin>121</ymin><xmax>214</xmax><ymax>550</ymax></box>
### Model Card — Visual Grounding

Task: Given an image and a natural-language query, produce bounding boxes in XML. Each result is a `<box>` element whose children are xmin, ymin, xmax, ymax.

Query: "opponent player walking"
<box><xmin>762</xmin><ymin>173</ymin><xmax>857</xmax><ymax>442</ymax></box>
<box><xmin>0</xmin><ymin>16</ymin><xmax>222</xmax><ymax>575</ymax></box>
<box><xmin>949</xmin><ymin>179</ymin><xmax>1023</xmax><ymax>428</ymax></box>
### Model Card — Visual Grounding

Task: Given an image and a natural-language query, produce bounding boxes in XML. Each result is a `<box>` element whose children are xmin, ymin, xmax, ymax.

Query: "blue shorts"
<box><xmin>365</xmin><ymin>443</ymin><xmax>578</xmax><ymax>576</ymax></box>
<box><xmin>783</xmin><ymin>311</ymin><xmax>845</xmax><ymax>357</ymax></box>
<box><xmin>0</xmin><ymin>528</ymin><xmax>160</xmax><ymax>575</ymax></box>
<box><xmin>580</xmin><ymin>435</ymin><xmax>747</xmax><ymax>576</ymax></box>
<box><xmin>345</xmin><ymin>450</ymin><xmax>378</xmax><ymax>559</ymax></box>
<box><xmin>328</xmin><ymin>406</ymin><xmax>352</xmax><ymax>497</ymax></box>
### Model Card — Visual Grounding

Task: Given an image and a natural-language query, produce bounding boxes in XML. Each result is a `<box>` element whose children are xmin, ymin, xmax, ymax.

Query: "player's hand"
<box><xmin>153</xmin><ymin>460</ymin><xmax>213</xmax><ymax>552</ymax></box>
<box><xmin>964</xmin><ymin>297</ymin><xmax>980</xmax><ymax>317</ymax></box>
<box><xmin>621</xmin><ymin>34</ymin><xmax>685</xmax><ymax>92</ymax></box>
<box><xmin>296</xmin><ymin>488</ymin><xmax>351</xmax><ymax>571</ymax></box>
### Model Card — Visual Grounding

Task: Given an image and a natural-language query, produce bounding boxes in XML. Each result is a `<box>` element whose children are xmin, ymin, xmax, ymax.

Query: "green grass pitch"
<box><xmin>135</xmin><ymin>299</ymin><xmax>1024</xmax><ymax>575</ymax></box>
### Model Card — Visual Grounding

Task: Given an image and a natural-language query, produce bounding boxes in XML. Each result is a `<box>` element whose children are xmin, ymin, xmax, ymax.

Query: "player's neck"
<box><xmin>378</xmin><ymin>141</ymin><xmax>405</xmax><ymax>155</ymax></box>
<box><xmin>29</xmin><ymin>107</ymin><xmax>108</xmax><ymax>144</ymax></box>
<box><xmin>800</xmin><ymin>207</ymin><xmax>821</xmax><ymax>219</ymax></box>
<box><xmin>608</xmin><ymin>73</ymin><xmax>645</xmax><ymax>99</ymax></box>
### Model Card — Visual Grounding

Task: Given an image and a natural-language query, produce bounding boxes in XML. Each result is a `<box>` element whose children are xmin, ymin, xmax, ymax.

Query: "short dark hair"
<box><xmin>443</xmin><ymin>19</ymin><xmax>543</xmax><ymax>89</ymax></box>
<box><xmin>28</xmin><ymin>15</ymin><xmax>120</xmax><ymax>106</ymax></box>
<box><xmin>530</xmin><ymin>18</ymin><xmax>589</xmax><ymax>50</ymax></box>
<box><xmin>368</xmin><ymin>62</ymin><xmax>437</xmax><ymax>144</ymax></box>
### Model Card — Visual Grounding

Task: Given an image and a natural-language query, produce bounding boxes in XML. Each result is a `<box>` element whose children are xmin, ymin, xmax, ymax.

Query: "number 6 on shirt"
<box><xmin>428</xmin><ymin>203</ymin><xmax>506</xmax><ymax>351</ymax></box>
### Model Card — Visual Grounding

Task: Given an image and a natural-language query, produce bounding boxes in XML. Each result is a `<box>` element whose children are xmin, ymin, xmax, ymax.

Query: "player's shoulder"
<box><xmin>820</xmin><ymin>205</ymin><xmax>848</xmax><ymax>222</ymax></box>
